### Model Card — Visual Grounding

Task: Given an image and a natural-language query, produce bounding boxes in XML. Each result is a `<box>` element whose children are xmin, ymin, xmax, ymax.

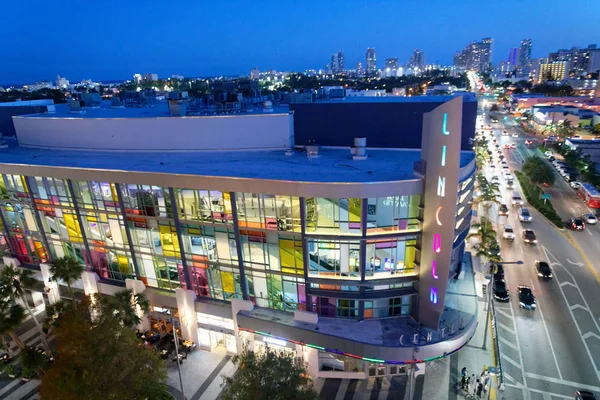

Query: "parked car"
<box><xmin>535</xmin><ymin>261</ymin><xmax>553</xmax><ymax>279</ymax></box>
<box><xmin>570</xmin><ymin>181</ymin><xmax>582</xmax><ymax>189</ymax></box>
<box><xmin>498</xmin><ymin>204</ymin><xmax>509</xmax><ymax>216</ymax></box>
<box><xmin>493</xmin><ymin>279</ymin><xmax>510</xmax><ymax>302</ymax></box>
<box><xmin>518</xmin><ymin>286</ymin><xmax>536</xmax><ymax>309</ymax></box>
<box><xmin>502</xmin><ymin>225</ymin><xmax>515</xmax><ymax>240</ymax></box>
<box><xmin>519</xmin><ymin>208</ymin><xmax>532</xmax><ymax>222</ymax></box>
<box><xmin>568</xmin><ymin>218</ymin><xmax>586</xmax><ymax>231</ymax></box>
<box><xmin>522</xmin><ymin>229</ymin><xmax>537</xmax><ymax>244</ymax></box>
<box><xmin>582</xmin><ymin>213</ymin><xmax>598</xmax><ymax>225</ymax></box>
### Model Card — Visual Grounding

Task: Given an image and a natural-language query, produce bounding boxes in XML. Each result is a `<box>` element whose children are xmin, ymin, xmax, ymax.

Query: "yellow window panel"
<box><xmin>63</xmin><ymin>213</ymin><xmax>83</xmax><ymax>243</ymax></box>
<box><xmin>405</xmin><ymin>246</ymin><xmax>416</xmax><ymax>269</ymax></box>
<box><xmin>348</xmin><ymin>198</ymin><xmax>361</xmax><ymax>222</ymax></box>
<box><xmin>221</xmin><ymin>271</ymin><xmax>235</xmax><ymax>293</ymax></box>
<box><xmin>117</xmin><ymin>256</ymin><xmax>129</xmax><ymax>274</ymax></box>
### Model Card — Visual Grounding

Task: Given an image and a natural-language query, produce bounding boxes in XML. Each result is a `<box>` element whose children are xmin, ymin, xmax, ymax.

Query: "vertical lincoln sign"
<box><xmin>417</xmin><ymin>97</ymin><xmax>462</xmax><ymax>330</ymax></box>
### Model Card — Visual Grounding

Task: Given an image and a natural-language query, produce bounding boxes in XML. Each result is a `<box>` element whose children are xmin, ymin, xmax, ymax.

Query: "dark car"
<box><xmin>535</xmin><ymin>260</ymin><xmax>553</xmax><ymax>279</ymax></box>
<box><xmin>518</xmin><ymin>286</ymin><xmax>536</xmax><ymax>309</ymax></box>
<box><xmin>492</xmin><ymin>263</ymin><xmax>505</xmax><ymax>280</ymax></box>
<box><xmin>568</xmin><ymin>218</ymin><xmax>586</xmax><ymax>231</ymax></box>
<box><xmin>575</xmin><ymin>390</ymin><xmax>597</xmax><ymax>400</ymax></box>
<box><xmin>493</xmin><ymin>279</ymin><xmax>509</xmax><ymax>302</ymax></box>
<box><xmin>498</xmin><ymin>204</ymin><xmax>509</xmax><ymax>216</ymax></box>
<box><xmin>487</xmin><ymin>242</ymin><xmax>501</xmax><ymax>259</ymax></box>
<box><xmin>522</xmin><ymin>229</ymin><xmax>537</xmax><ymax>244</ymax></box>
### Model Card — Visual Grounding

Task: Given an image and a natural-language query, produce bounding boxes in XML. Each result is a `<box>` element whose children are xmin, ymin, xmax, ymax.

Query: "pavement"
<box><xmin>475</xmin><ymin>105</ymin><xmax>600</xmax><ymax>400</ymax></box>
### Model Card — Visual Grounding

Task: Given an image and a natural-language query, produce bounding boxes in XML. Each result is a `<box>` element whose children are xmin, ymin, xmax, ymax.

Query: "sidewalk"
<box><xmin>418</xmin><ymin>298</ymin><xmax>498</xmax><ymax>400</ymax></box>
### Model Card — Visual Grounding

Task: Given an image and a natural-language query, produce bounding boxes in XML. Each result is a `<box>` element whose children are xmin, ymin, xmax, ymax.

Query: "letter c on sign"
<box><xmin>433</xmin><ymin>234</ymin><xmax>441</xmax><ymax>253</ymax></box>
<box><xmin>435</xmin><ymin>206</ymin><xmax>443</xmax><ymax>226</ymax></box>
<box><xmin>432</xmin><ymin>260</ymin><xmax>439</xmax><ymax>280</ymax></box>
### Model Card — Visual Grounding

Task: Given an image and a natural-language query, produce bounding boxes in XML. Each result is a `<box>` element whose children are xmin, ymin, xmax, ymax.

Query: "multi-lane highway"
<box><xmin>476</xmin><ymin>100</ymin><xmax>600</xmax><ymax>400</ymax></box>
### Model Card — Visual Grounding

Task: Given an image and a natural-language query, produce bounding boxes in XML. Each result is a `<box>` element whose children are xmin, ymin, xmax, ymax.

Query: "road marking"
<box><xmin>570</xmin><ymin>304</ymin><xmax>589</xmax><ymax>312</ymax></box>
<box><xmin>525</xmin><ymin>372</ymin><xmax>600</xmax><ymax>392</ymax></box>
<box><xmin>566</xmin><ymin>259</ymin><xmax>584</xmax><ymax>268</ymax></box>
<box><xmin>499</xmin><ymin>336</ymin><xmax>519</xmax><ymax>351</ymax></box>
<box><xmin>582</xmin><ymin>332</ymin><xmax>600</xmax><ymax>341</ymax></box>
<box><xmin>504</xmin><ymin>373</ymin><xmax>519</xmax><ymax>385</ymax></box>
<box><xmin>497</xmin><ymin>322</ymin><xmax>516</xmax><ymax>335</ymax></box>
<box><xmin>564</xmin><ymin>231</ymin><xmax>600</xmax><ymax>284</ymax></box>
<box><xmin>559</xmin><ymin>281</ymin><xmax>577</xmax><ymax>288</ymax></box>
<box><xmin>529</xmin><ymin>278</ymin><xmax>535</xmax><ymax>291</ymax></box>
<box><xmin>587</xmin><ymin>228</ymin><xmax>593</xmax><ymax>236</ymax></box>
<box><xmin>508</xmin><ymin>296</ymin><xmax>529</xmax><ymax>395</ymax></box>
<box><xmin>495</xmin><ymin>308</ymin><xmax>513</xmax><ymax>319</ymax></box>
<box><xmin>0</xmin><ymin>379</ymin><xmax>21</xmax><ymax>397</ymax></box>
<box><xmin>534</xmin><ymin>283</ymin><xmax>563</xmax><ymax>380</ymax></box>
<box><xmin>542</xmin><ymin>245</ymin><xmax>600</xmax><ymax>385</ymax></box>
<box><xmin>502</xmin><ymin>354</ymin><xmax>522</xmax><ymax>369</ymax></box>
<box><xmin>526</xmin><ymin>388</ymin><xmax>572</xmax><ymax>400</ymax></box>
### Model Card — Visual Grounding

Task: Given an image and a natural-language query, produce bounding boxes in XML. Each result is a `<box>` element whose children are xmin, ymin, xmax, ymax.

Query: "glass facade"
<box><xmin>0</xmin><ymin>175</ymin><xmax>423</xmax><ymax>321</ymax></box>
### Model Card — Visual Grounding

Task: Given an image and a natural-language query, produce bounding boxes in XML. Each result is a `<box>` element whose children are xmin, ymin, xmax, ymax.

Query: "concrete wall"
<box><xmin>290</xmin><ymin>99</ymin><xmax>478</xmax><ymax>151</ymax></box>
<box><xmin>13</xmin><ymin>113</ymin><xmax>293</xmax><ymax>151</ymax></box>
<box><xmin>0</xmin><ymin>105</ymin><xmax>50</xmax><ymax>137</ymax></box>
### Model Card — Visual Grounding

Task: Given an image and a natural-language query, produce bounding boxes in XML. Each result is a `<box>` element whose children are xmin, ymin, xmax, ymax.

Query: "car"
<box><xmin>502</xmin><ymin>130</ymin><xmax>509</xmax><ymax>136</ymax></box>
<box><xmin>575</xmin><ymin>390</ymin><xmax>597</xmax><ymax>400</ymax></box>
<box><xmin>570</xmin><ymin>181</ymin><xmax>582</xmax><ymax>189</ymax></box>
<box><xmin>498</xmin><ymin>203</ymin><xmax>509</xmax><ymax>216</ymax></box>
<box><xmin>524</xmin><ymin>139</ymin><xmax>533</xmax><ymax>146</ymax></box>
<box><xmin>522</xmin><ymin>229</ymin><xmax>537</xmax><ymax>244</ymax></box>
<box><xmin>504</xmin><ymin>144</ymin><xmax>511</xmax><ymax>149</ymax></box>
<box><xmin>493</xmin><ymin>279</ymin><xmax>510</xmax><ymax>302</ymax></box>
<box><xmin>487</xmin><ymin>242</ymin><xmax>501</xmax><ymax>259</ymax></box>
<box><xmin>492</xmin><ymin>264</ymin><xmax>504</xmax><ymax>280</ymax></box>
<box><xmin>535</xmin><ymin>260</ymin><xmax>553</xmax><ymax>279</ymax></box>
<box><xmin>510</xmin><ymin>143</ymin><xmax>517</xmax><ymax>149</ymax></box>
<box><xmin>519</xmin><ymin>208</ymin><xmax>532</xmax><ymax>222</ymax></box>
<box><xmin>518</xmin><ymin>286</ymin><xmax>536</xmax><ymax>309</ymax></box>
<box><xmin>512</xmin><ymin>133</ymin><xmax>519</xmax><ymax>138</ymax></box>
<box><xmin>570</xmin><ymin>135</ymin><xmax>582</xmax><ymax>140</ymax></box>
<box><xmin>491</xmin><ymin>176</ymin><xmax>501</xmax><ymax>183</ymax></box>
<box><xmin>568</xmin><ymin>218</ymin><xmax>586</xmax><ymax>230</ymax></box>
<box><xmin>494</xmin><ymin>144</ymin><xmax>500</xmax><ymax>149</ymax></box>
<box><xmin>490</xmin><ymin>117</ymin><xmax>498</xmax><ymax>123</ymax></box>
<box><xmin>582</xmin><ymin>213</ymin><xmax>598</xmax><ymax>225</ymax></box>
<box><xmin>503</xmin><ymin>172</ymin><xmax>512</xmax><ymax>180</ymax></box>
<box><xmin>489</xmin><ymin>164</ymin><xmax>496</xmax><ymax>170</ymax></box>
<box><xmin>506</xmin><ymin>179</ymin><xmax>514</xmax><ymax>188</ymax></box>
<box><xmin>544</xmin><ymin>151</ymin><xmax>553</xmax><ymax>158</ymax></box>
<box><xmin>498</xmin><ymin>154</ymin><xmax>506</xmax><ymax>161</ymax></box>
<box><xmin>502</xmin><ymin>225</ymin><xmax>515</xmax><ymax>240</ymax></box>
<box><xmin>511</xmin><ymin>191</ymin><xmax>524</xmax><ymax>206</ymax></box>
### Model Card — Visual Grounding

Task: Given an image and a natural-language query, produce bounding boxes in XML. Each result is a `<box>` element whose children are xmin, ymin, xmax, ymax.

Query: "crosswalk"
<box><xmin>313</xmin><ymin>375</ymin><xmax>425</xmax><ymax>400</ymax></box>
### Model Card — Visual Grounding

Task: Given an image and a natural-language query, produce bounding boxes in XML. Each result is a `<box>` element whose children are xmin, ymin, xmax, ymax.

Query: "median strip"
<box><xmin>514</xmin><ymin>171</ymin><xmax>564</xmax><ymax>228</ymax></box>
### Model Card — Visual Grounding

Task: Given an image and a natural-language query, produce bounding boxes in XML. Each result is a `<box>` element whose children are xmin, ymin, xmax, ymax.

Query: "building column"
<box><xmin>66</xmin><ymin>180</ymin><xmax>93</xmax><ymax>270</ymax></box>
<box><xmin>175</xmin><ymin>288</ymin><xmax>198</xmax><ymax>344</ymax></box>
<box><xmin>81</xmin><ymin>270</ymin><xmax>99</xmax><ymax>297</ymax></box>
<box><xmin>24</xmin><ymin>176</ymin><xmax>52</xmax><ymax>262</ymax></box>
<box><xmin>231</xmin><ymin>298</ymin><xmax>254</xmax><ymax>354</ymax></box>
<box><xmin>115</xmin><ymin>183</ymin><xmax>142</xmax><ymax>280</ymax></box>
<box><xmin>40</xmin><ymin>263</ymin><xmax>60</xmax><ymax>305</ymax></box>
<box><xmin>126</xmin><ymin>278</ymin><xmax>150</xmax><ymax>331</ymax></box>
<box><xmin>299</xmin><ymin>197</ymin><xmax>312</xmax><ymax>312</ymax></box>
<box><xmin>0</xmin><ymin>206</ymin><xmax>17</xmax><ymax>257</ymax></box>
<box><xmin>229</xmin><ymin>192</ymin><xmax>249</xmax><ymax>300</ymax></box>
<box><xmin>168</xmin><ymin>188</ymin><xmax>192</xmax><ymax>291</ymax></box>
<box><xmin>358</xmin><ymin>198</ymin><xmax>368</xmax><ymax>321</ymax></box>
<box><xmin>2</xmin><ymin>257</ymin><xmax>20</xmax><ymax>268</ymax></box>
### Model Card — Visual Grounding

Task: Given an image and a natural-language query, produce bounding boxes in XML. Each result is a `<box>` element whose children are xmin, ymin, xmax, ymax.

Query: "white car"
<box><xmin>570</xmin><ymin>181</ymin><xmax>581</xmax><ymax>189</ymax></box>
<box><xmin>512</xmin><ymin>133</ymin><xmax>519</xmax><ymax>138</ymax></box>
<box><xmin>502</xmin><ymin>130</ymin><xmax>509</xmax><ymax>136</ymax></box>
<box><xmin>491</xmin><ymin>176</ymin><xmax>501</xmax><ymax>184</ymax></box>
<box><xmin>504</xmin><ymin>172</ymin><xmax>512</xmax><ymax>180</ymax></box>
<box><xmin>583</xmin><ymin>213</ymin><xmax>598</xmax><ymax>225</ymax></box>
<box><xmin>502</xmin><ymin>225</ymin><xmax>515</xmax><ymax>240</ymax></box>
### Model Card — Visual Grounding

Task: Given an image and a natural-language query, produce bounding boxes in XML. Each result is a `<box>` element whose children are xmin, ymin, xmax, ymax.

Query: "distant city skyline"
<box><xmin>1</xmin><ymin>0</ymin><xmax>599</xmax><ymax>83</ymax></box>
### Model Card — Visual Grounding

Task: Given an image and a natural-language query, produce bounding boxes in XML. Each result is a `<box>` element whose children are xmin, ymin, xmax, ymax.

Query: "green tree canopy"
<box><xmin>50</xmin><ymin>256</ymin><xmax>84</xmax><ymax>300</ymax></box>
<box><xmin>221</xmin><ymin>345</ymin><xmax>318</xmax><ymax>400</ymax></box>
<box><xmin>522</xmin><ymin>156</ymin><xmax>555</xmax><ymax>187</ymax></box>
<box><xmin>40</xmin><ymin>300</ymin><xmax>167</xmax><ymax>400</ymax></box>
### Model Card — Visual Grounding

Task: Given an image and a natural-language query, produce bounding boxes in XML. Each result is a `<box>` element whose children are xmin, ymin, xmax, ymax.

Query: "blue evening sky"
<box><xmin>1</xmin><ymin>0</ymin><xmax>598</xmax><ymax>84</ymax></box>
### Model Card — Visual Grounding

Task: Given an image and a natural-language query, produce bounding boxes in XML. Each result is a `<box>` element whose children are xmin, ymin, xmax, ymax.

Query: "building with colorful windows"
<box><xmin>0</xmin><ymin>94</ymin><xmax>477</xmax><ymax>380</ymax></box>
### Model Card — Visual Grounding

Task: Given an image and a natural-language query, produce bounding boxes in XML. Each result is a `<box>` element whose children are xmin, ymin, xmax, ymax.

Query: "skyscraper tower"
<box><xmin>408</xmin><ymin>49</ymin><xmax>426</xmax><ymax>70</ymax></box>
<box><xmin>337</xmin><ymin>50</ymin><xmax>345</xmax><ymax>72</ymax></box>
<box><xmin>518</xmin><ymin>38</ymin><xmax>533</xmax><ymax>68</ymax></box>
<box><xmin>356</xmin><ymin>60</ymin><xmax>363</xmax><ymax>75</ymax></box>
<box><xmin>366</xmin><ymin>48</ymin><xmax>377</xmax><ymax>77</ymax></box>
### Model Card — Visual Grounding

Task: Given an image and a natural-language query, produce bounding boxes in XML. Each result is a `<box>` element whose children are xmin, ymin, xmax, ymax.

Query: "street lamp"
<box><xmin>163</xmin><ymin>311</ymin><xmax>186</xmax><ymax>400</ymax></box>
<box><xmin>482</xmin><ymin>260</ymin><xmax>523</xmax><ymax>351</ymax></box>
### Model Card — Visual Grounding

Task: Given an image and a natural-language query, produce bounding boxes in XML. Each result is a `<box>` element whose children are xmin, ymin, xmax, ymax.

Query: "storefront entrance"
<box><xmin>367</xmin><ymin>363</ymin><xmax>407</xmax><ymax>377</ymax></box>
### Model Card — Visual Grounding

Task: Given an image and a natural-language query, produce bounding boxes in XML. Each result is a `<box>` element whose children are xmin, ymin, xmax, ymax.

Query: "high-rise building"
<box><xmin>507</xmin><ymin>47</ymin><xmax>519</xmax><ymax>70</ymax></box>
<box><xmin>453</xmin><ymin>38</ymin><xmax>493</xmax><ymax>73</ymax></box>
<box><xmin>366</xmin><ymin>48</ymin><xmax>377</xmax><ymax>76</ymax></box>
<box><xmin>1</xmin><ymin>94</ymin><xmax>478</xmax><ymax>381</ymax></box>
<box><xmin>356</xmin><ymin>60</ymin><xmax>363</xmax><ymax>75</ymax></box>
<box><xmin>536</xmin><ymin>60</ymin><xmax>570</xmax><ymax>83</ymax></box>
<box><xmin>337</xmin><ymin>50</ymin><xmax>345</xmax><ymax>72</ymax></box>
<box><xmin>55</xmin><ymin>75</ymin><xmax>70</xmax><ymax>89</ymax></box>
<box><xmin>143</xmin><ymin>73</ymin><xmax>158</xmax><ymax>82</ymax></box>
<box><xmin>250</xmin><ymin>67</ymin><xmax>260</xmax><ymax>80</ymax></box>
<box><xmin>330</xmin><ymin>51</ymin><xmax>345</xmax><ymax>74</ymax></box>
<box><xmin>408</xmin><ymin>49</ymin><xmax>425</xmax><ymax>70</ymax></box>
<box><xmin>547</xmin><ymin>45</ymin><xmax>599</xmax><ymax>76</ymax></box>
<box><xmin>517</xmin><ymin>39</ymin><xmax>532</xmax><ymax>68</ymax></box>
<box><xmin>385</xmin><ymin>58</ymin><xmax>398</xmax><ymax>70</ymax></box>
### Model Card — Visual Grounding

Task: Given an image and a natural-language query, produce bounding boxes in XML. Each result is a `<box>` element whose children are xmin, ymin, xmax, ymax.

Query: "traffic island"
<box><xmin>514</xmin><ymin>171</ymin><xmax>564</xmax><ymax>229</ymax></box>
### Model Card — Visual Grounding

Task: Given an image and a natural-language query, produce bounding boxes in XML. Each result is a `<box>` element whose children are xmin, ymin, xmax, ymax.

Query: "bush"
<box><xmin>515</xmin><ymin>171</ymin><xmax>564</xmax><ymax>228</ymax></box>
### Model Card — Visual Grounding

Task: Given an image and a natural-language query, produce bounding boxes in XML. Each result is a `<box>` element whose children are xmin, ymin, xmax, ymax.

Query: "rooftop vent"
<box><xmin>306</xmin><ymin>145</ymin><xmax>320</xmax><ymax>159</ymax></box>
<box><xmin>350</xmin><ymin>137</ymin><xmax>367</xmax><ymax>160</ymax></box>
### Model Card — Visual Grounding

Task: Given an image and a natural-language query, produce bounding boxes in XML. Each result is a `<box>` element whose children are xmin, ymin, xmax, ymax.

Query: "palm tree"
<box><xmin>474</xmin><ymin>175</ymin><xmax>500</xmax><ymax>210</ymax></box>
<box><xmin>468</xmin><ymin>218</ymin><xmax>500</xmax><ymax>262</ymax></box>
<box><xmin>50</xmin><ymin>256</ymin><xmax>84</xmax><ymax>301</ymax></box>
<box><xmin>0</xmin><ymin>266</ymin><xmax>51</xmax><ymax>352</ymax></box>
<box><xmin>0</xmin><ymin>297</ymin><xmax>25</xmax><ymax>350</ymax></box>
<box><xmin>556</xmin><ymin>120</ymin><xmax>577</xmax><ymax>139</ymax></box>
<box><xmin>96</xmin><ymin>289</ymin><xmax>150</xmax><ymax>328</ymax></box>
<box><xmin>522</xmin><ymin>156</ymin><xmax>555</xmax><ymax>188</ymax></box>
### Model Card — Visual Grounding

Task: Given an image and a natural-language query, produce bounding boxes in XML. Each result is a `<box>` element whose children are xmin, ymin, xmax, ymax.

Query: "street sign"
<box><xmin>541</xmin><ymin>193</ymin><xmax>551</xmax><ymax>200</ymax></box>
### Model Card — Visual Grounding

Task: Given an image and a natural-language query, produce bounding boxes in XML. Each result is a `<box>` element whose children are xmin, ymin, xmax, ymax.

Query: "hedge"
<box><xmin>514</xmin><ymin>171</ymin><xmax>565</xmax><ymax>228</ymax></box>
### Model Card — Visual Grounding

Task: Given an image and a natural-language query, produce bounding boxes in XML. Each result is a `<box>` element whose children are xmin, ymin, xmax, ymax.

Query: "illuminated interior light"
<box><xmin>363</xmin><ymin>357</ymin><xmax>385</xmax><ymax>363</ymax></box>
<box><xmin>433</xmin><ymin>234</ymin><xmax>441</xmax><ymax>253</ymax></box>
<box><xmin>437</xmin><ymin>176</ymin><xmax>446</xmax><ymax>197</ymax></box>
<box><xmin>441</xmin><ymin>145</ymin><xmax>447</xmax><ymax>167</ymax></box>
<box><xmin>442</xmin><ymin>113</ymin><xmax>450</xmax><ymax>135</ymax></box>
<box><xmin>435</xmin><ymin>206</ymin><xmax>443</xmax><ymax>226</ymax></box>
<box><xmin>432</xmin><ymin>260</ymin><xmax>439</xmax><ymax>279</ymax></box>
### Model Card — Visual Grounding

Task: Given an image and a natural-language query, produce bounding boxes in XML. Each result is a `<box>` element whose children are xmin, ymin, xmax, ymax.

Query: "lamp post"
<box><xmin>164</xmin><ymin>311</ymin><xmax>186</xmax><ymax>400</ymax></box>
<box><xmin>482</xmin><ymin>260</ymin><xmax>523</xmax><ymax>350</ymax></box>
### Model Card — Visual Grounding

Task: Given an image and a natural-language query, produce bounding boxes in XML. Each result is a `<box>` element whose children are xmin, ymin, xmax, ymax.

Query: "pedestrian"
<box><xmin>461</xmin><ymin>374</ymin><xmax>467</xmax><ymax>390</ymax></box>
<box><xmin>470</xmin><ymin>374</ymin><xmax>476</xmax><ymax>392</ymax></box>
<box><xmin>476</xmin><ymin>382</ymin><xmax>483</xmax><ymax>398</ymax></box>
<box><xmin>461</xmin><ymin>366</ymin><xmax>467</xmax><ymax>377</ymax></box>
<box><xmin>474</xmin><ymin>376</ymin><xmax>479</xmax><ymax>394</ymax></box>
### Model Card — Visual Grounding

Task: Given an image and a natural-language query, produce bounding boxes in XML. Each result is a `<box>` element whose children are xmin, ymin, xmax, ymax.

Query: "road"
<box><xmin>475</xmin><ymin>99</ymin><xmax>600</xmax><ymax>400</ymax></box>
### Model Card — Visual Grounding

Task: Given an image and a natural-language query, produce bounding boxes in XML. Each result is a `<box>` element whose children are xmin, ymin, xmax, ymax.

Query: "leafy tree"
<box><xmin>555</xmin><ymin>120</ymin><xmax>578</xmax><ymax>139</ymax></box>
<box><xmin>468</xmin><ymin>217</ymin><xmax>500</xmax><ymax>262</ymax></box>
<box><xmin>221</xmin><ymin>344</ymin><xmax>318</xmax><ymax>400</ymax></box>
<box><xmin>21</xmin><ymin>345</ymin><xmax>50</xmax><ymax>378</ymax></box>
<box><xmin>95</xmin><ymin>289</ymin><xmax>150</xmax><ymax>328</ymax></box>
<box><xmin>0</xmin><ymin>266</ymin><xmax>50</xmax><ymax>352</ymax></box>
<box><xmin>0</xmin><ymin>297</ymin><xmax>25</xmax><ymax>349</ymax></box>
<box><xmin>474</xmin><ymin>175</ymin><xmax>500</xmax><ymax>209</ymax></box>
<box><xmin>40</xmin><ymin>300</ymin><xmax>167</xmax><ymax>400</ymax></box>
<box><xmin>50</xmin><ymin>256</ymin><xmax>84</xmax><ymax>300</ymax></box>
<box><xmin>522</xmin><ymin>156</ymin><xmax>555</xmax><ymax>188</ymax></box>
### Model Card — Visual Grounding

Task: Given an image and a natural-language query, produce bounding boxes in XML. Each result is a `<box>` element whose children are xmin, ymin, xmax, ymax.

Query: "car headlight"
<box><xmin>533</xmin><ymin>240</ymin><xmax>537</xmax><ymax>243</ymax></box>
<box><xmin>519</xmin><ymin>302</ymin><xmax>525</xmax><ymax>307</ymax></box>
<box><xmin>531</xmin><ymin>303</ymin><xmax>536</xmax><ymax>308</ymax></box>
<box><xmin>548</xmin><ymin>274</ymin><xmax>553</xmax><ymax>278</ymax></box>
<box><xmin>538</xmin><ymin>273</ymin><xmax>544</xmax><ymax>277</ymax></box>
